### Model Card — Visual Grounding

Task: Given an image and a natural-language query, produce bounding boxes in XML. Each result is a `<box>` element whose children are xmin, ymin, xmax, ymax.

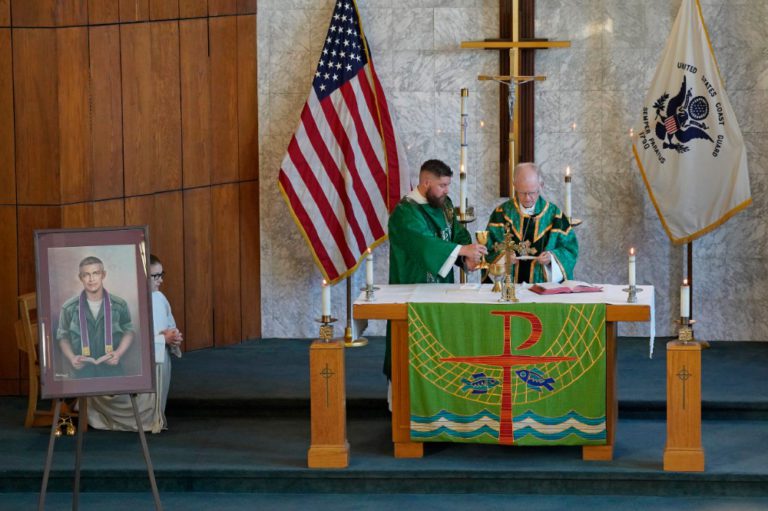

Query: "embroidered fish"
<box><xmin>461</xmin><ymin>372</ymin><xmax>500</xmax><ymax>394</ymax></box>
<box><xmin>515</xmin><ymin>368</ymin><xmax>555</xmax><ymax>392</ymax></box>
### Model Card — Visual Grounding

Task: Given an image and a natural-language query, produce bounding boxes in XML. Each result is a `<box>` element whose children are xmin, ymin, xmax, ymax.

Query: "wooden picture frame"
<box><xmin>35</xmin><ymin>227</ymin><xmax>155</xmax><ymax>399</ymax></box>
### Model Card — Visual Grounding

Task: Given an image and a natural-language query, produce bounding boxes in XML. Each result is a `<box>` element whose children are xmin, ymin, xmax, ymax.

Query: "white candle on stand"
<box><xmin>459</xmin><ymin>88</ymin><xmax>468</xmax><ymax>217</ymax></box>
<box><xmin>459</xmin><ymin>164</ymin><xmax>467</xmax><ymax>217</ymax></box>
<box><xmin>564</xmin><ymin>166</ymin><xmax>572</xmax><ymax>219</ymax></box>
<box><xmin>628</xmin><ymin>247</ymin><xmax>636</xmax><ymax>286</ymax></box>
<box><xmin>322</xmin><ymin>279</ymin><xmax>331</xmax><ymax>317</ymax></box>
<box><xmin>680</xmin><ymin>279</ymin><xmax>690</xmax><ymax>318</ymax></box>
<box><xmin>365</xmin><ymin>248</ymin><xmax>374</xmax><ymax>286</ymax></box>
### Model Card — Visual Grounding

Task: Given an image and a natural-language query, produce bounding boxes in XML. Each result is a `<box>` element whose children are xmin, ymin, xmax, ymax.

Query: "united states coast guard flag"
<box><xmin>632</xmin><ymin>0</ymin><xmax>751</xmax><ymax>243</ymax></box>
<box><xmin>278</xmin><ymin>0</ymin><xmax>411</xmax><ymax>283</ymax></box>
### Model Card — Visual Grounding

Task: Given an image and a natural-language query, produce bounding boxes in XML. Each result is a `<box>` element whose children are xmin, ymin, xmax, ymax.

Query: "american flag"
<box><xmin>278</xmin><ymin>0</ymin><xmax>411</xmax><ymax>284</ymax></box>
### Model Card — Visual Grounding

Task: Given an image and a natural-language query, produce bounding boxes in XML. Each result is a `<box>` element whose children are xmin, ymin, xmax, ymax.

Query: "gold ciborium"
<box><xmin>488</xmin><ymin>262</ymin><xmax>506</xmax><ymax>293</ymax></box>
<box><xmin>475</xmin><ymin>230</ymin><xmax>489</xmax><ymax>270</ymax></box>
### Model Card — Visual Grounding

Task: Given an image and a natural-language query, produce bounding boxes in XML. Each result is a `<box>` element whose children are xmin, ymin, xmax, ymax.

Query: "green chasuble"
<box><xmin>384</xmin><ymin>193</ymin><xmax>472</xmax><ymax>378</ymax></box>
<box><xmin>485</xmin><ymin>196</ymin><xmax>578</xmax><ymax>284</ymax></box>
<box><xmin>388</xmin><ymin>195</ymin><xmax>472</xmax><ymax>285</ymax></box>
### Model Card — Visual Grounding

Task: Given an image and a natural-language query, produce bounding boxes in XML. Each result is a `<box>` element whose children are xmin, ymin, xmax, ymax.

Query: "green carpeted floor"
<box><xmin>1</xmin><ymin>337</ymin><xmax>767</xmax><ymax>510</ymax></box>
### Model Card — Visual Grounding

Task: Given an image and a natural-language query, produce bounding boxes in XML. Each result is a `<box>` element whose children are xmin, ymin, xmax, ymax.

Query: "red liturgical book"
<box><xmin>529</xmin><ymin>280</ymin><xmax>603</xmax><ymax>295</ymax></box>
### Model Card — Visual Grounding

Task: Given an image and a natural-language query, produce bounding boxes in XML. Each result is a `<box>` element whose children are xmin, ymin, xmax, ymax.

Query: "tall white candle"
<box><xmin>680</xmin><ymin>279</ymin><xmax>690</xmax><ymax>318</ymax></box>
<box><xmin>628</xmin><ymin>247</ymin><xmax>636</xmax><ymax>286</ymax></box>
<box><xmin>459</xmin><ymin>88</ymin><xmax>468</xmax><ymax>217</ymax></box>
<box><xmin>564</xmin><ymin>166</ymin><xmax>572</xmax><ymax>219</ymax></box>
<box><xmin>459</xmin><ymin>168</ymin><xmax>468</xmax><ymax>216</ymax></box>
<box><xmin>365</xmin><ymin>248</ymin><xmax>374</xmax><ymax>286</ymax></box>
<box><xmin>322</xmin><ymin>279</ymin><xmax>331</xmax><ymax>317</ymax></box>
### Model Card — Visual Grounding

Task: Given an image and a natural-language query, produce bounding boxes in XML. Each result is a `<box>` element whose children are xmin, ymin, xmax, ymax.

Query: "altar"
<box><xmin>354</xmin><ymin>283</ymin><xmax>654</xmax><ymax>461</ymax></box>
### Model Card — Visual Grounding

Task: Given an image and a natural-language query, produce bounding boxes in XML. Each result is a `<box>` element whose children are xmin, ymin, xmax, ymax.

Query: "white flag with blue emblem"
<box><xmin>632</xmin><ymin>0</ymin><xmax>751</xmax><ymax>243</ymax></box>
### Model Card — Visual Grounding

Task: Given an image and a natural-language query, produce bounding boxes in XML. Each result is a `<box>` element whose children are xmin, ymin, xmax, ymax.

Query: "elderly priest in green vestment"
<box><xmin>485</xmin><ymin>162</ymin><xmax>578</xmax><ymax>284</ymax></box>
<box><xmin>384</xmin><ymin>159</ymin><xmax>488</xmax><ymax>381</ymax></box>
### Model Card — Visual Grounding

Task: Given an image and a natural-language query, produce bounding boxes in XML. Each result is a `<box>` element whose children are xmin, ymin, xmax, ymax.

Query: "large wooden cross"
<box><xmin>461</xmin><ymin>0</ymin><xmax>570</xmax><ymax>197</ymax></box>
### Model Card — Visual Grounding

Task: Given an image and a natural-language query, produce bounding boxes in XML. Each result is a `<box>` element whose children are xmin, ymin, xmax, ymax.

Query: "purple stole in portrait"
<box><xmin>78</xmin><ymin>289</ymin><xmax>113</xmax><ymax>357</ymax></box>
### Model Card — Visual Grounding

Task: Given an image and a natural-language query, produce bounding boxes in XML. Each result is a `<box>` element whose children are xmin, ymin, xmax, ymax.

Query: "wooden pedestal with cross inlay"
<box><xmin>308</xmin><ymin>339</ymin><xmax>349</xmax><ymax>468</ymax></box>
<box><xmin>663</xmin><ymin>340</ymin><xmax>705</xmax><ymax>472</ymax></box>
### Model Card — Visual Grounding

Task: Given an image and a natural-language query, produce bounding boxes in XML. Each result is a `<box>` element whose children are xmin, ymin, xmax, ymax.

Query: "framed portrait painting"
<box><xmin>35</xmin><ymin>227</ymin><xmax>155</xmax><ymax>399</ymax></box>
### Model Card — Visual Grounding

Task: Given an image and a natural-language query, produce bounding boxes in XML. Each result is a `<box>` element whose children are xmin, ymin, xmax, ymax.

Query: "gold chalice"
<box><xmin>475</xmin><ymin>230</ymin><xmax>489</xmax><ymax>270</ymax></box>
<box><xmin>488</xmin><ymin>262</ymin><xmax>506</xmax><ymax>293</ymax></box>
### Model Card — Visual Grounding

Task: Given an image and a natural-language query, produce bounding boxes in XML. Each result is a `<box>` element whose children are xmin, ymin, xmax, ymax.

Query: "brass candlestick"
<box><xmin>456</xmin><ymin>206</ymin><xmax>476</xmax><ymax>283</ymax></box>
<box><xmin>454</xmin><ymin>205</ymin><xmax>476</xmax><ymax>224</ymax></box>
<box><xmin>500</xmin><ymin>273</ymin><xmax>519</xmax><ymax>303</ymax></box>
<box><xmin>317</xmin><ymin>315</ymin><xmax>338</xmax><ymax>342</ymax></box>
<box><xmin>678</xmin><ymin>318</ymin><xmax>695</xmax><ymax>344</ymax></box>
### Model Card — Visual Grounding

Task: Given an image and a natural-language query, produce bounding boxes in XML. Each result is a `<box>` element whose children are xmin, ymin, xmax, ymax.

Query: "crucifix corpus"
<box><xmin>461</xmin><ymin>0</ymin><xmax>570</xmax><ymax>197</ymax></box>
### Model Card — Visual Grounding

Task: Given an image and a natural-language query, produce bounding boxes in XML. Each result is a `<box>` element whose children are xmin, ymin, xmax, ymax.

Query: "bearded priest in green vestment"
<box><xmin>485</xmin><ymin>162</ymin><xmax>578</xmax><ymax>284</ymax></box>
<box><xmin>384</xmin><ymin>159</ymin><xmax>488</xmax><ymax>379</ymax></box>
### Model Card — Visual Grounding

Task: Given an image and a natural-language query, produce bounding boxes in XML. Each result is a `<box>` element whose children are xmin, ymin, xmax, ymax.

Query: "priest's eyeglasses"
<box><xmin>151</xmin><ymin>271</ymin><xmax>166</xmax><ymax>280</ymax></box>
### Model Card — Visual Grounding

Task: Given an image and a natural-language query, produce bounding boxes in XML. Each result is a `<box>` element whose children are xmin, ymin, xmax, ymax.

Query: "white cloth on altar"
<box><xmin>356</xmin><ymin>283</ymin><xmax>656</xmax><ymax>356</ymax></box>
<box><xmin>87</xmin><ymin>291</ymin><xmax>181</xmax><ymax>433</ymax></box>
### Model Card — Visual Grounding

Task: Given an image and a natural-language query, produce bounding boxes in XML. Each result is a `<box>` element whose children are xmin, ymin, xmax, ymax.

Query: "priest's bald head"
<box><xmin>513</xmin><ymin>162</ymin><xmax>544</xmax><ymax>209</ymax></box>
<box><xmin>418</xmin><ymin>159</ymin><xmax>453</xmax><ymax>209</ymax></box>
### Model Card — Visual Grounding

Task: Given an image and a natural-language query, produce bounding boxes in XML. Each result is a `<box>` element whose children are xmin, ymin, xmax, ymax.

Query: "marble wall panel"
<box><xmin>536</xmin><ymin>0</ymin><xmax>601</xmax><ymax>49</ymax></box>
<box><xmin>258</xmin><ymin>0</ymin><xmax>768</xmax><ymax>341</ymax></box>
<box><xmin>392</xmin><ymin>51</ymin><xmax>435</xmax><ymax>92</ymax></box>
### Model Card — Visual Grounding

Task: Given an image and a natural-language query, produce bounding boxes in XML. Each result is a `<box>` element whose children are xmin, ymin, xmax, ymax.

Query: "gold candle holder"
<box><xmin>678</xmin><ymin>318</ymin><xmax>695</xmax><ymax>344</ymax></box>
<box><xmin>499</xmin><ymin>273</ymin><xmax>519</xmax><ymax>303</ymax></box>
<box><xmin>318</xmin><ymin>315</ymin><xmax>337</xmax><ymax>342</ymax></box>
<box><xmin>454</xmin><ymin>205</ymin><xmax>476</xmax><ymax>224</ymax></box>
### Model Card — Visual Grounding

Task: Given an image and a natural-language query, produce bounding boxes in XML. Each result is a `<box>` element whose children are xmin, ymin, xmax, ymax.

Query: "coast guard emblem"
<box><xmin>653</xmin><ymin>75</ymin><xmax>713</xmax><ymax>154</ymax></box>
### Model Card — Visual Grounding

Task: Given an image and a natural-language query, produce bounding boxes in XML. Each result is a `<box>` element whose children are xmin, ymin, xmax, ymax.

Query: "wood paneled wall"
<box><xmin>0</xmin><ymin>0</ymin><xmax>260</xmax><ymax>395</ymax></box>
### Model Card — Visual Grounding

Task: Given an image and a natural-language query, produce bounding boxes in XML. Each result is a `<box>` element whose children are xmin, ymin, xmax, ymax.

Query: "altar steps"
<box><xmin>0</xmin><ymin>337</ymin><xmax>767</xmax><ymax>509</ymax></box>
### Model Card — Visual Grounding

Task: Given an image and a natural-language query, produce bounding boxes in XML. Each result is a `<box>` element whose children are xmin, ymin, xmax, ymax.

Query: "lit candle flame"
<box><xmin>683</xmin><ymin>278</ymin><xmax>688</xmax><ymax>286</ymax></box>
<box><xmin>565</xmin><ymin>166</ymin><xmax>571</xmax><ymax>177</ymax></box>
<box><xmin>322</xmin><ymin>279</ymin><xmax>327</xmax><ymax>286</ymax></box>
<box><xmin>571</xmin><ymin>122</ymin><xmax>577</xmax><ymax>131</ymax></box>
<box><xmin>629</xmin><ymin>247</ymin><xmax>635</xmax><ymax>256</ymax></box>
<box><xmin>629</xmin><ymin>128</ymin><xmax>634</xmax><ymax>138</ymax></box>
<box><xmin>367</xmin><ymin>247</ymin><xmax>371</xmax><ymax>255</ymax></box>
<box><xmin>479</xmin><ymin>120</ymin><xmax>485</xmax><ymax>128</ymax></box>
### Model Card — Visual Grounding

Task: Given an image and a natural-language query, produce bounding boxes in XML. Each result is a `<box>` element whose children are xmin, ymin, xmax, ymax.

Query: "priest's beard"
<box><xmin>425</xmin><ymin>190</ymin><xmax>446</xmax><ymax>209</ymax></box>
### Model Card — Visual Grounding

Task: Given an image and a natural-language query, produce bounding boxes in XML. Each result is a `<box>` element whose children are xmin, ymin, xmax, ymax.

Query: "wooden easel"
<box><xmin>16</xmin><ymin>293</ymin><xmax>83</xmax><ymax>429</ymax></box>
<box><xmin>38</xmin><ymin>395</ymin><xmax>163</xmax><ymax>511</ymax></box>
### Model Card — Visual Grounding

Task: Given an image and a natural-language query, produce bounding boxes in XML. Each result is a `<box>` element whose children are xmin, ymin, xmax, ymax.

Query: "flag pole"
<box><xmin>687</xmin><ymin>240</ymin><xmax>693</xmax><ymax>323</ymax></box>
<box><xmin>344</xmin><ymin>277</ymin><xmax>368</xmax><ymax>348</ymax></box>
<box><xmin>688</xmin><ymin>240</ymin><xmax>709</xmax><ymax>347</ymax></box>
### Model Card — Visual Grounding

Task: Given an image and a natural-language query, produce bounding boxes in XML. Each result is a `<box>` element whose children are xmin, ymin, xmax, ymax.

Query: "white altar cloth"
<box><xmin>356</xmin><ymin>283</ymin><xmax>656</xmax><ymax>356</ymax></box>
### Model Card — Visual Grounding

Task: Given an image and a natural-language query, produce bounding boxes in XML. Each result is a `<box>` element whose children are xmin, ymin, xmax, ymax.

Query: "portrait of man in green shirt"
<box><xmin>56</xmin><ymin>256</ymin><xmax>136</xmax><ymax>379</ymax></box>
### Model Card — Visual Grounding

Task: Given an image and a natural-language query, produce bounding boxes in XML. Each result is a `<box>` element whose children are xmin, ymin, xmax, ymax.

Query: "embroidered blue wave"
<box><xmin>410</xmin><ymin>409</ymin><xmax>606</xmax><ymax>441</ymax></box>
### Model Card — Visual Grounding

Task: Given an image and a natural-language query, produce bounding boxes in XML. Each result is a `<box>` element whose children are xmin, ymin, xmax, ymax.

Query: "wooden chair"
<box><xmin>15</xmin><ymin>292</ymin><xmax>78</xmax><ymax>428</ymax></box>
